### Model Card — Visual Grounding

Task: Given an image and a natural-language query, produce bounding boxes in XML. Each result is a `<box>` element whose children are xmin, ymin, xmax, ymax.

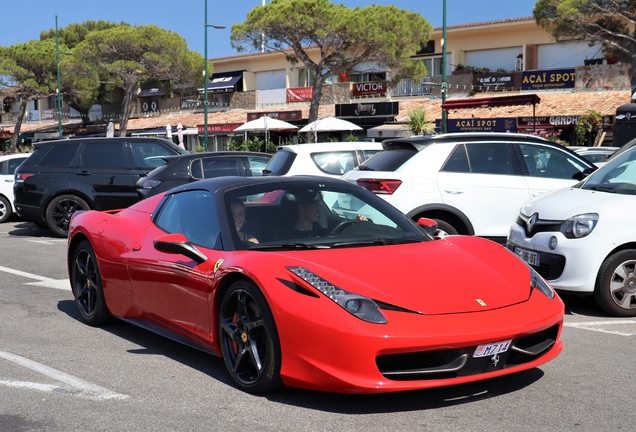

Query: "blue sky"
<box><xmin>4</xmin><ymin>0</ymin><xmax>538</xmax><ymax>59</ymax></box>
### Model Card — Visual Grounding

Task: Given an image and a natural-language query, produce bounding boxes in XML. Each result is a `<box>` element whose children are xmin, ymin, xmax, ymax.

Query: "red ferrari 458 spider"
<box><xmin>67</xmin><ymin>175</ymin><xmax>564</xmax><ymax>394</ymax></box>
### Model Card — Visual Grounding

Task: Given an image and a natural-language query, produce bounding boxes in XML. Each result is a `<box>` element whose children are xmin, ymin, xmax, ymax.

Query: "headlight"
<box><xmin>286</xmin><ymin>266</ymin><xmax>387</xmax><ymax>324</ymax></box>
<box><xmin>527</xmin><ymin>264</ymin><xmax>555</xmax><ymax>299</ymax></box>
<box><xmin>560</xmin><ymin>213</ymin><xmax>598</xmax><ymax>238</ymax></box>
<box><xmin>139</xmin><ymin>179</ymin><xmax>162</xmax><ymax>190</ymax></box>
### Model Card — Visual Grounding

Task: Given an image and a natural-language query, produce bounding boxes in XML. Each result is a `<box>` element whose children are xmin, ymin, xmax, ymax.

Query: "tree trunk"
<box><xmin>118</xmin><ymin>82</ymin><xmax>136</xmax><ymax>137</ymax></box>
<box><xmin>9</xmin><ymin>99</ymin><xmax>28</xmax><ymax>154</ymax></box>
<box><xmin>309</xmin><ymin>77</ymin><xmax>325</xmax><ymax>125</ymax></box>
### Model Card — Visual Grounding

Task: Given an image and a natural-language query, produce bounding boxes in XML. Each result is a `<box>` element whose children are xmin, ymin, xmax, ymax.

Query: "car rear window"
<box><xmin>358</xmin><ymin>145</ymin><xmax>418</xmax><ymax>172</ymax></box>
<box><xmin>262</xmin><ymin>150</ymin><xmax>296</xmax><ymax>176</ymax></box>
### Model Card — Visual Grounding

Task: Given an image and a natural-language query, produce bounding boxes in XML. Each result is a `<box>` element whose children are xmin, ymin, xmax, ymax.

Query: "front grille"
<box><xmin>376</xmin><ymin>324</ymin><xmax>560</xmax><ymax>381</ymax></box>
<box><xmin>516</xmin><ymin>213</ymin><xmax>563</xmax><ymax>238</ymax></box>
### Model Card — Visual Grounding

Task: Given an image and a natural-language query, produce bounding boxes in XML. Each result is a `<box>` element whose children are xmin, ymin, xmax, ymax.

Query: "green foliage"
<box><xmin>193</xmin><ymin>145</ymin><xmax>206</xmax><ymax>152</ymax></box>
<box><xmin>227</xmin><ymin>136</ymin><xmax>277</xmax><ymax>153</ymax></box>
<box><xmin>576</xmin><ymin>110</ymin><xmax>604</xmax><ymax>145</ymax></box>
<box><xmin>533</xmin><ymin>0</ymin><xmax>636</xmax><ymax>85</ymax></box>
<box><xmin>0</xmin><ymin>39</ymin><xmax>59</xmax><ymax>152</ymax></box>
<box><xmin>40</xmin><ymin>21</ymin><xmax>130</xmax><ymax>119</ymax></box>
<box><xmin>231</xmin><ymin>0</ymin><xmax>432</xmax><ymax>122</ymax></box>
<box><xmin>344</xmin><ymin>134</ymin><xmax>359</xmax><ymax>142</ymax></box>
<box><xmin>407</xmin><ymin>107</ymin><xmax>436</xmax><ymax>135</ymax></box>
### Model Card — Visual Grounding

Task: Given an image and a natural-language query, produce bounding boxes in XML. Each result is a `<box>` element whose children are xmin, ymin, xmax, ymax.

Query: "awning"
<box><xmin>198</xmin><ymin>71</ymin><xmax>243</xmax><ymax>94</ymax></box>
<box><xmin>441</xmin><ymin>94</ymin><xmax>541</xmax><ymax>110</ymax></box>
<box><xmin>131</xmin><ymin>127</ymin><xmax>199</xmax><ymax>136</ymax></box>
<box><xmin>137</xmin><ymin>88</ymin><xmax>166</xmax><ymax>98</ymax></box>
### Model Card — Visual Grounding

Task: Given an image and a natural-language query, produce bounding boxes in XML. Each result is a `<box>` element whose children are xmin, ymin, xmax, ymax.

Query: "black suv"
<box><xmin>14</xmin><ymin>137</ymin><xmax>187</xmax><ymax>236</ymax></box>
<box><xmin>136</xmin><ymin>151</ymin><xmax>271</xmax><ymax>199</ymax></box>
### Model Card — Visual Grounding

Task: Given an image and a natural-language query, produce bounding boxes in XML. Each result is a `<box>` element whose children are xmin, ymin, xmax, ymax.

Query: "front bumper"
<box><xmin>507</xmin><ymin>222</ymin><xmax>609</xmax><ymax>293</ymax></box>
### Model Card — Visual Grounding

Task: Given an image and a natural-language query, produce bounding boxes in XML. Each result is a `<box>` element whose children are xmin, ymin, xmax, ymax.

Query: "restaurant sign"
<box><xmin>197</xmin><ymin>123</ymin><xmax>243</xmax><ymax>134</ymax></box>
<box><xmin>335</xmin><ymin>102</ymin><xmax>399</xmax><ymax>117</ymax></box>
<box><xmin>247</xmin><ymin>110</ymin><xmax>303</xmax><ymax>121</ymax></box>
<box><xmin>438</xmin><ymin>117</ymin><xmax>517</xmax><ymax>133</ymax></box>
<box><xmin>473</xmin><ymin>73</ymin><xmax>516</xmax><ymax>91</ymax></box>
<box><xmin>521</xmin><ymin>68</ymin><xmax>575</xmax><ymax>90</ymax></box>
<box><xmin>352</xmin><ymin>81</ymin><xmax>387</xmax><ymax>97</ymax></box>
<box><xmin>517</xmin><ymin>116</ymin><xmax>579</xmax><ymax>129</ymax></box>
<box><xmin>286</xmin><ymin>87</ymin><xmax>313</xmax><ymax>103</ymax></box>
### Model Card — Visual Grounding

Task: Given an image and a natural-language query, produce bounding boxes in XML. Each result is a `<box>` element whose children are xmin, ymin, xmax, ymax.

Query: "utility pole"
<box><xmin>55</xmin><ymin>15</ymin><xmax>63</xmax><ymax>138</ymax></box>
<box><xmin>203</xmin><ymin>0</ymin><xmax>225</xmax><ymax>151</ymax></box>
<box><xmin>441</xmin><ymin>0</ymin><xmax>448</xmax><ymax>134</ymax></box>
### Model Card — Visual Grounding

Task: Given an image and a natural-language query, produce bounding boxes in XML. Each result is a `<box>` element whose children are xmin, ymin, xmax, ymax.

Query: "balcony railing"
<box><xmin>390</xmin><ymin>78</ymin><xmax>432</xmax><ymax>97</ymax></box>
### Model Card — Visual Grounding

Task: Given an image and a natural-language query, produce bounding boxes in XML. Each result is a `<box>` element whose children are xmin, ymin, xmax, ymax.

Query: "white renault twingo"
<box><xmin>508</xmin><ymin>146</ymin><xmax>636</xmax><ymax>316</ymax></box>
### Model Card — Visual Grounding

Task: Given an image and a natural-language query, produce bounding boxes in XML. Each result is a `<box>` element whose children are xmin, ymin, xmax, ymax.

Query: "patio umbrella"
<box><xmin>166</xmin><ymin>123</ymin><xmax>173</xmax><ymax>140</ymax></box>
<box><xmin>234</xmin><ymin>116</ymin><xmax>298</xmax><ymax>149</ymax></box>
<box><xmin>299</xmin><ymin>116</ymin><xmax>362</xmax><ymax>142</ymax></box>
<box><xmin>177</xmin><ymin>123</ymin><xmax>185</xmax><ymax>149</ymax></box>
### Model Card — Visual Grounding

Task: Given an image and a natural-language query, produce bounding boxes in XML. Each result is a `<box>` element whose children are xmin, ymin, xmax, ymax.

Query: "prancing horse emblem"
<box><xmin>476</xmin><ymin>299</ymin><xmax>486</xmax><ymax>306</ymax></box>
<box><xmin>492</xmin><ymin>354</ymin><xmax>500</xmax><ymax>367</ymax></box>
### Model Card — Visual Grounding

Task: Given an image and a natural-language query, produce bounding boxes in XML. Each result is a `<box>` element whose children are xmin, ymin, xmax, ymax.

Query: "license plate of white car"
<box><xmin>473</xmin><ymin>339</ymin><xmax>512</xmax><ymax>358</ymax></box>
<box><xmin>515</xmin><ymin>246</ymin><xmax>540</xmax><ymax>266</ymax></box>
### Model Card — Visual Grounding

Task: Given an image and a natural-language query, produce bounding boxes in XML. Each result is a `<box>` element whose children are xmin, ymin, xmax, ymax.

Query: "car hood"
<box><xmin>520</xmin><ymin>186</ymin><xmax>632</xmax><ymax>220</ymax></box>
<box><xmin>260</xmin><ymin>236</ymin><xmax>531</xmax><ymax>315</ymax></box>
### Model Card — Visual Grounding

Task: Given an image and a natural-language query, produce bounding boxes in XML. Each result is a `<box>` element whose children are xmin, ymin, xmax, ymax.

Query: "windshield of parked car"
<box><xmin>224</xmin><ymin>181</ymin><xmax>429</xmax><ymax>250</ymax></box>
<box><xmin>581</xmin><ymin>147</ymin><xmax>636</xmax><ymax>195</ymax></box>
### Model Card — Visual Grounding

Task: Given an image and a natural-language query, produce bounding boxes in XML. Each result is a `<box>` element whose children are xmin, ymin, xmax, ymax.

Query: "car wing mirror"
<box><xmin>573</xmin><ymin>166</ymin><xmax>597</xmax><ymax>181</ymax></box>
<box><xmin>417</xmin><ymin>217</ymin><xmax>438</xmax><ymax>237</ymax></box>
<box><xmin>154</xmin><ymin>233</ymin><xmax>207</xmax><ymax>264</ymax></box>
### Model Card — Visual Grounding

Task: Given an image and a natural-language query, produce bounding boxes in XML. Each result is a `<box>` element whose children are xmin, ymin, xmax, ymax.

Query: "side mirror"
<box><xmin>417</xmin><ymin>217</ymin><xmax>438</xmax><ymax>237</ymax></box>
<box><xmin>573</xmin><ymin>166</ymin><xmax>597</xmax><ymax>181</ymax></box>
<box><xmin>154</xmin><ymin>233</ymin><xmax>207</xmax><ymax>264</ymax></box>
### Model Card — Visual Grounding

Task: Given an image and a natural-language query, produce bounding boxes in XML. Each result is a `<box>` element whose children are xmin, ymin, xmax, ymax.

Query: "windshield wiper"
<box><xmin>332</xmin><ymin>238</ymin><xmax>421</xmax><ymax>248</ymax></box>
<box><xmin>247</xmin><ymin>243</ymin><xmax>330</xmax><ymax>250</ymax></box>
<box><xmin>588</xmin><ymin>185</ymin><xmax>618</xmax><ymax>193</ymax></box>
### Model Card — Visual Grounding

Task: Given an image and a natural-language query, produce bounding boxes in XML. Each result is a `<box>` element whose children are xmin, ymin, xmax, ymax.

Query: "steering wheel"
<box><xmin>330</xmin><ymin>220</ymin><xmax>359</xmax><ymax>235</ymax></box>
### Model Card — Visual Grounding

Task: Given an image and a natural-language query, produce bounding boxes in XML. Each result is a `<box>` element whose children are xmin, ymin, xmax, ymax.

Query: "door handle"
<box><xmin>76</xmin><ymin>171</ymin><xmax>91</xmax><ymax>176</ymax></box>
<box><xmin>443</xmin><ymin>188</ymin><xmax>464</xmax><ymax>194</ymax></box>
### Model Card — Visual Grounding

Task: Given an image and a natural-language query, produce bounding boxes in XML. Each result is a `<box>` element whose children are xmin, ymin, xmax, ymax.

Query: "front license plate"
<box><xmin>473</xmin><ymin>339</ymin><xmax>512</xmax><ymax>358</ymax></box>
<box><xmin>515</xmin><ymin>246</ymin><xmax>540</xmax><ymax>266</ymax></box>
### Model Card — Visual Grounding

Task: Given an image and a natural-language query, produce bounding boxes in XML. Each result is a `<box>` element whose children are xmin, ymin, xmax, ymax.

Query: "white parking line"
<box><xmin>25</xmin><ymin>239</ymin><xmax>66</xmax><ymax>245</ymax></box>
<box><xmin>0</xmin><ymin>265</ymin><xmax>69</xmax><ymax>291</ymax></box>
<box><xmin>0</xmin><ymin>351</ymin><xmax>129</xmax><ymax>400</ymax></box>
<box><xmin>564</xmin><ymin>320</ymin><xmax>636</xmax><ymax>336</ymax></box>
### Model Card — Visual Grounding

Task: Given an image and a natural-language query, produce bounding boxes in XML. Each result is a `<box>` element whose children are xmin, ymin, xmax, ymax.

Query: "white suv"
<box><xmin>262</xmin><ymin>142</ymin><xmax>382</xmax><ymax>178</ymax></box>
<box><xmin>341</xmin><ymin>132</ymin><xmax>596</xmax><ymax>243</ymax></box>
<box><xmin>507</xmin><ymin>146</ymin><xmax>636</xmax><ymax>316</ymax></box>
<box><xmin>0</xmin><ymin>153</ymin><xmax>30</xmax><ymax>223</ymax></box>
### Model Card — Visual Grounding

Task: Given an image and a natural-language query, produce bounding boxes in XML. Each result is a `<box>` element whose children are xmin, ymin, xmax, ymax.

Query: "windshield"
<box><xmin>223</xmin><ymin>181</ymin><xmax>429</xmax><ymax>250</ymax></box>
<box><xmin>580</xmin><ymin>147</ymin><xmax>636</xmax><ymax>195</ymax></box>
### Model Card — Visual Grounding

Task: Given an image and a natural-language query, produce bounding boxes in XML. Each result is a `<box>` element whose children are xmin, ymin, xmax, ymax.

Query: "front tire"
<box><xmin>595</xmin><ymin>250</ymin><xmax>636</xmax><ymax>317</ymax></box>
<box><xmin>46</xmin><ymin>194</ymin><xmax>90</xmax><ymax>237</ymax></box>
<box><xmin>219</xmin><ymin>280</ymin><xmax>282</xmax><ymax>394</ymax></box>
<box><xmin>70</xmin><ymin>240</ymin><xmax>110</xmax><ymax>326</ymax></box>
<box><xmin>432</xmin><ymin>219</ymin><xmax>458</xmax><ymax>237</ymax></box>
<box><xmin>0</xmin><ymin>195</ymin><xmax>11</xmax><ymax>223</ymax></box>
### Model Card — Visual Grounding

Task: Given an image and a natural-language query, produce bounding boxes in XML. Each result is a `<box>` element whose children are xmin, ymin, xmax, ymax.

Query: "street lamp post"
<box><xmin>55</xmin><ymin>15</ymin><xmax>63</xmax><ymax>138</ymax></box>
<box><xmin>441</xmin><ymin>0</ymin><xmax>448</xmax><ymax>134</ymax></box>
<box><xmin>203</xmin><ymin>0</ymin><xmax>225</xmax><ymax>151</ymax></box>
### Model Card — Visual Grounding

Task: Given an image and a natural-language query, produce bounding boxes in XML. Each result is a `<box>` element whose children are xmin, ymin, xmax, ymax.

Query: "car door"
<box><xmin>517</xmin><ymin>143</ymin><xmax>592</xmax><ymax>198</ymax></box>
<box><xmin>0</xmin><ymin>156</ymin><xmax>27</xmax><ymax>207</ymax></box>
<box><xmin>71</xmin><ymin>140</ymin><xmax>138</xmax><ymax>210</ymax></box>
<box><xmin>127</xmin><ymin>190</ymin><xmax>218</xmax><ymax>338</ymax></box>
<box><xmin>436</xmin><ymin>142</ymin><xmax>530</xmax><ymax>237</ymax></box>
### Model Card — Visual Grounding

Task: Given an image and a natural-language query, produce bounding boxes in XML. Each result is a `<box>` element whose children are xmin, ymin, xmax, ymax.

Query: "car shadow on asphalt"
<box><xmin>57</xmin><ymin>299</ymin><xmax>546</xmax><ymax>413</ymax></box>
<box><xmin>7</xmin><ymin>221</ymin><xmax>58</xmax><ymax>238</ymax></box>
<box><xmin>558</xmin><ymin>291</ymin><xmax>611</xmax><ymax>318</ymax></box>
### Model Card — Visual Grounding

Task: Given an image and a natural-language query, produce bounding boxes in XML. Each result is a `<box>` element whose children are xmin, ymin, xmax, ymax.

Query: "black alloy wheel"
<box><xmin>219</xmin><ymin>280</ymin><xmax>282</xmax><ymax>394</ymax></box>
<box><xmin>46</xmin><ymin>194</ymin><xmax>90</xmax><ymax>237</ymax></box>
<box><xmin>71</xmin><ymin>240</ymin><xmax>109</xmax><ymax>326</ymax></box>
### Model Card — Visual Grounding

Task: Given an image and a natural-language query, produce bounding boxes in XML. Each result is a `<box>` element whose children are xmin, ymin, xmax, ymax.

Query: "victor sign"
<box><xmin>352</xmin><ymin>82</ymin><xmax>386</xmax><ymax>97</ymax></box>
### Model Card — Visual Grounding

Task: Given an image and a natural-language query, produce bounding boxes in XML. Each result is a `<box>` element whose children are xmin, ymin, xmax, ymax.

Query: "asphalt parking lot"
<box><xmin>1</xmin><ymin>219</ymin><xmax>635</xmax><ymax>432</ymax></box>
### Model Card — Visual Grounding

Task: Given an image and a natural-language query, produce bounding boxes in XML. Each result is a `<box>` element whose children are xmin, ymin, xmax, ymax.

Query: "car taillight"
<box><xmin>356</xmin><ymin>179</ymin><xmax>402</xmax><ymax>195</ymax></box>
<box><xmin>139</xmin><ymin>179</ymin><xmax>162</xmax><ymax>189</ymax></box>
<box><xmin>15</xmin><ymin>173</ymin><xmax>34</xmax><ymax>182</ymax></box>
